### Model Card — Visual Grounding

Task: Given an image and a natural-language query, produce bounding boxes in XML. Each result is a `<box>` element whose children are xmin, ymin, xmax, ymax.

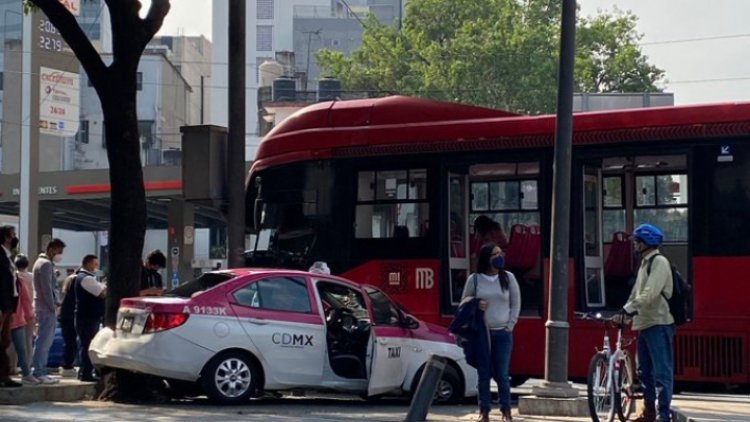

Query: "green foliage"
<box><xmin>315</xmin><ymin>0</ymin><xmax>664</xmax><ymax>114</ymax></box>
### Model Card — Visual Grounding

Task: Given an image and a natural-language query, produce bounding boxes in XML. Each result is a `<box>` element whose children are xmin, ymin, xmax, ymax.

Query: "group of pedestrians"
<box><xmin>0</xmin><ymin>227</ymin><xmax>109</xmax><ymax>387</ymax></box>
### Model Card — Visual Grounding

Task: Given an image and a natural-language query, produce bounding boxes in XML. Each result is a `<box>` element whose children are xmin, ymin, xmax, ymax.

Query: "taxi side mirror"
<box><xmin>401</xmin><ymin>315</ymin><xmax>420</xmax><ymax>330</ymax></box>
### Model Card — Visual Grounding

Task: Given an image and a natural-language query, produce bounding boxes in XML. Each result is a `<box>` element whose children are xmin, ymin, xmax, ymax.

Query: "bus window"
<box><xmin>355</xmin><ymin>169</ymin><xmax>429</xmax><ymax>239</ymax></box>
<box><xmin>602</xmin><ymin>176</ymin><xmax>626</xmax><ymax>242</ymax></box>
<box><xmin>468</xmin><ymin>162</ymin><xmax>542</xmax><ymax>316</ymax></box>
<box><xmin>634</xmin><ymin>173</ymin><xmax>688</xmax><ymax>242</ymax></box>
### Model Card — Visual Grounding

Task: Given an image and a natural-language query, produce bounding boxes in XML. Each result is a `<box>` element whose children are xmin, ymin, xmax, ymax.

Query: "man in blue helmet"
<box><xmin>614</xmin><ymin>223</ymin><xmax>674</xmax><ymax>422</ymax></box>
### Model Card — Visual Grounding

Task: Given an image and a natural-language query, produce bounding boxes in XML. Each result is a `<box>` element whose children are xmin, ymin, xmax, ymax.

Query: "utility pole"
<box><xmin>227</xmin><ymin>0</ymin><xmax>246</xmax><ymax>268</ymax></box>
<box><xmin>520</xmin><ymin>4</ymin><xmax>589</xmax><ymax>414</ymax></box>
<box><xmin>303</xmin><ymin>29</ymin><xmax>321</xmax><ymax>91</ymax></box>
<box><xmin>527</xmin><ymin>0</ymin><xmax>580</xmax><ymax>404</ymax></box>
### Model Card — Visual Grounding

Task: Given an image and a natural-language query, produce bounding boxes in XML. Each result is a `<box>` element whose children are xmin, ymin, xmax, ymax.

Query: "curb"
<box><xmin>0</xmin><ymin>380</ymin><xmax>96</xmax><ymax>405</ymax></box>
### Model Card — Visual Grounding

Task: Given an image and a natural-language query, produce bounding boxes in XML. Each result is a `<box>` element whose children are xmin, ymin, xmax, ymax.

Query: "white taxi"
<box><xmin>89</xmin><ymin>269</ymin><xmax>478</xmax><ymax>404</ymax></box>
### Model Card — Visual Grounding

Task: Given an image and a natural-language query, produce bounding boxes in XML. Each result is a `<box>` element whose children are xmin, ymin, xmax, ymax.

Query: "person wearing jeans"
<box><xmin>614</xmin><ymin>224</ymin><xmax>675</xmax><ymax>422</ymax></box>
<box><xmin>461</xmin><ymin>243</ymin><xmax>521</xmax><ymax>422</ymax></box>
<box><xmin>10</xmin><ymin>254</ymin><xmax>38</xmax><ymax>384</ymax></box>
<box><xmin>31</xmin><ymin>238</ymin><xmax>66</xmax><ymax>384</ymax></box>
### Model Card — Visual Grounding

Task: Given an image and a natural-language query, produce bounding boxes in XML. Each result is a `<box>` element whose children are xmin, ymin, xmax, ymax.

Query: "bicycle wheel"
<box><xmin>614</xmin><ymin>354</ymin><xmax>635</xmax><ymax>422</ymax></box>
<box><xmin>587</xmin><ymin>352</ymin><xmax>615</xmax><ymax>422</ymax></box>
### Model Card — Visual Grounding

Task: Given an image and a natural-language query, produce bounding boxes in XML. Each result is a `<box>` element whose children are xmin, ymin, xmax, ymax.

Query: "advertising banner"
<box><xmin>39</xmin><ymin>66</ymin><xmax>80</xmax><ymax>137</ymax></box>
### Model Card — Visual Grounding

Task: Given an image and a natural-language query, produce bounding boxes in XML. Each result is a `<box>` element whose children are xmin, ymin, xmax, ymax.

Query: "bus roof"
<box><xmin>252</xmin><ymin>95</ymin><xmax>750</xmax><ymax>173</ymax></box>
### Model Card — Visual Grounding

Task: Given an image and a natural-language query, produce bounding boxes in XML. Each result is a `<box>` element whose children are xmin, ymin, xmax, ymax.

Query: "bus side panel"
<box><xmin>675</xmin><ymin>256</ymin><xmax>750</xmax><ymax>383</ymax></box>
<box><xmin>342</xmin><ymin>259</ymin><xmax>442</xmax><ymax>324</ymax></box>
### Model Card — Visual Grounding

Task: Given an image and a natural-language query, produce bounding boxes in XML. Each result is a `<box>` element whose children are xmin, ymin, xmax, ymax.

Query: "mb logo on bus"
<box><xmin>416</xmin><ymin>268</ymin><xmax>434</xmax><ymax>289</ymax></box>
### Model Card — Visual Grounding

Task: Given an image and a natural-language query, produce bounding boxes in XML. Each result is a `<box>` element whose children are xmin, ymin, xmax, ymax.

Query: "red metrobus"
<box><xmin>245</xmin><ymin>95</ymin><xmax>750</xmax><ymax>386</ymax></box>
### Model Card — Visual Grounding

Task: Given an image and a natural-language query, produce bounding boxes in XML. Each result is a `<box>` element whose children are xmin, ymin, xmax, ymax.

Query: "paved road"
<box><xmin>4</xmin><ymin>393</ymin><xmax>750</xmax><ymax>422</ymax></box>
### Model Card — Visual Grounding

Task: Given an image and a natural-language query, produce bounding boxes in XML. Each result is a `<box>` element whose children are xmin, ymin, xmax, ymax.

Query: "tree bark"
<box><xmin>25</xmin><ymin>0</ymin><xmax>171</xmax><ymax>329</ymax></box>
<box><xmin>101</xmin><ymin>62</ymin><xmax>146</xmax><ymax>328</ymax></box>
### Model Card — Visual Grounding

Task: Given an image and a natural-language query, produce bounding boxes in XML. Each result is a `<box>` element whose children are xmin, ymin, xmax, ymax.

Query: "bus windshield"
<box><xmin>247</xmin><ymin>165</ymin><xmax>325</xmax><ymax>269</ymax></box>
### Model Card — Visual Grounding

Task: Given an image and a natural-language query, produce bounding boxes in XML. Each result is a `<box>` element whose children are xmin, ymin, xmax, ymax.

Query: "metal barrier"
<box><xmin>404</xmin><ymin>354</ymin><xmax>447</xmax><ymax>422</ymax></box>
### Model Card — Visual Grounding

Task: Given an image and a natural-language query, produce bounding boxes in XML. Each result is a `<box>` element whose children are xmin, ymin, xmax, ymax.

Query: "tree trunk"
<box><xmin>101</xmin><ymin>64</ymin><xmax>146</xmax><ymax>329</ymax></box>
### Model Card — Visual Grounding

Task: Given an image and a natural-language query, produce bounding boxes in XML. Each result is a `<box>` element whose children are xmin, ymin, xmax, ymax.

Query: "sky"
<box><xmin>142</xmin><ymin>0</ymin><xmax>750</xmax><ymax>106</ymax></box>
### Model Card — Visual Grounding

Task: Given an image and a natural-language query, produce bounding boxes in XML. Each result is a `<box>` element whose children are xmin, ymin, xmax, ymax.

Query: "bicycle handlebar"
<box><xmin>574</xmin><ymin>311</ymin><xmax>628</xmax><ymax>328</ymax></box>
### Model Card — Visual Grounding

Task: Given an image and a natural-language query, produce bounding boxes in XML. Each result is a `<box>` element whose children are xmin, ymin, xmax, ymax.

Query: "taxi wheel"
<box><xmin>202</xmin><ymin>352</ymin><xmax>259</xmax><ymax>404</ymax></box>
<box><xmin>412</xmin><ymin>364</ymin><xmax>462</xmax><ymax>405</ymax></box>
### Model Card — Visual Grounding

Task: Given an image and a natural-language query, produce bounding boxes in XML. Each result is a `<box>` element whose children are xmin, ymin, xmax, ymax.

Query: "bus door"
<box><xmin>447</xmin><ymin>173</ymin><xmax>470</xmax><ymax>310</ymax></box>
<box><xmin>583</xmin><ymin>165</ymin><xmax>607</xmax><ymax>308</ymax></box>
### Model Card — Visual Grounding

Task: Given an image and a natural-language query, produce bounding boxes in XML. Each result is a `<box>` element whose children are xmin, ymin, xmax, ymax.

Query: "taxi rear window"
<box><xmin>166</xmin><ymin>273</ymin><xmax>234</xmax><ymax>298</ymax></box>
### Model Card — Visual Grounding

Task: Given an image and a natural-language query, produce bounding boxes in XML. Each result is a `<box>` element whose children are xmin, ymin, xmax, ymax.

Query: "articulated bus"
<box><xmin>245</xmin><ymin>95</ymin><xmax>750</xmax><ymax>386</ymax></box>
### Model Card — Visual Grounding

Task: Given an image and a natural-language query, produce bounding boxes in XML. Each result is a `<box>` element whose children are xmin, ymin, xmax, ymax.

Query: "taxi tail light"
<box><xmin>143</xmin><ymin>312</ymin><xmax>189</xmax><ymax>333</ymax></box>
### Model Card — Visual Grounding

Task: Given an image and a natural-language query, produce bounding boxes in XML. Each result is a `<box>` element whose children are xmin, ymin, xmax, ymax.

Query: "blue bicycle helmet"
<box><xmin>633</xmin><ymin>224</ymin><xmax>663</xmax><ymax>247</ymax></box>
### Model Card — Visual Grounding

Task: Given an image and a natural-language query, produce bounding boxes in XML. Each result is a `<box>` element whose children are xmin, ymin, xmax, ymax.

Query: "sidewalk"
<box><xmin>673</xmin><ymin>394</ymin><xmax>750</xmax><ymax>422</ymax></box>
<box><xmin>1</xmin><ymin>382</ymin><xmax>749</xmax><ymax>421</ymax></box>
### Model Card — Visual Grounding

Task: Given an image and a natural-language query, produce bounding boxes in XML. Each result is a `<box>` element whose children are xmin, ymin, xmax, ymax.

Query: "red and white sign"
<box><xmin>39</xmin><ymin>66</ymin><xmax>80</xmax><ymax>137</ymax></box>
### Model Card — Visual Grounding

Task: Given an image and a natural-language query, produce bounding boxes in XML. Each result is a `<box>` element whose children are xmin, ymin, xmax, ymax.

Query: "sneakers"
<box><xmin>0</xmin><ymin>379</ymin><xmax>22</xmax><ymax>388</ymax></box>
<box><xmin>36</xmin><ymin>375</ymin><xmax>60</xmax><ymax>384</ymax></box>
<box><xmin>21</xmin><ymin>375</ymin><xmax>40</xmax><ymax>385</ymax></box>
<box><xmin>60</xmin><ymin>367</ymin><xmax>78</xmax><ymax>378</ymax></box>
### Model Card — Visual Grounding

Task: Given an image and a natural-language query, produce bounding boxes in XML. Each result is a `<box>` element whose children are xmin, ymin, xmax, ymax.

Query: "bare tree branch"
<box><xmin>142</xmin><ymin>0</ymin><xmax>171</xmax><ymax>42</ymax></box>
<box><xmin>29</xmin><ymin>0</ymin><xmax>107</xmax><ymax>87</ymax></box>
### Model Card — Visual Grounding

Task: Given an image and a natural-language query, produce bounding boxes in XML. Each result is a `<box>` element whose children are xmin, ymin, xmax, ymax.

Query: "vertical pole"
<box><xmin>20</xmin><ymin>11</ymin><xmax>39</xmax><ymax>259</ymax></box>
<box><xmin>535</xmin><ymin>0</ymin><xmax>578</xmax><ymax>397</ymax></box>
<box><xmin>227</xmin><ymin>0</ymin><xmax>246</xmax><ymax>268</ymax></box>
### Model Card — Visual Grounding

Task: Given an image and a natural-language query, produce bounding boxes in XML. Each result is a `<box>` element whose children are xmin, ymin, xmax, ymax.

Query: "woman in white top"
<box><xmin>461</xmin><ymin>243</ymin><xmax>521</xmax><ymax>422</ymax></box>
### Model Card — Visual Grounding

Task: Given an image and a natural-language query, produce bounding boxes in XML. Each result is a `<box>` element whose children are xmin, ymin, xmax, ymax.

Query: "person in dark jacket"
<box><xmin>461</xmin><ymin>243</ymin><xmax>521</xmax><ymax>422</ymax></box>
<box><xmin>139</xmin><ymin>250</ymin><xmax>166</xmax><ymax>296</ymax></box>
<box><xmin>0</xmin><ymin>225</ymin><xmax>21</xmax><ymax>388</ymax></box>
<box><xmin>73</xmin><ymin>255</ymin><xmax>105</xmax><ymax>382</ymax></box>
<box><xmin>449</xmin><ymin>296</ymin><xmax>489</xmax><ymax>370</ymax></box>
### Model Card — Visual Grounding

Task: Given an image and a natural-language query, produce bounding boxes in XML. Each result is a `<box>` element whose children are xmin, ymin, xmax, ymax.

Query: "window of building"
<box><xmin>76</xmin><ymin>120</ymin><xmax>89</xmax><ymax>144</ymax></box>
<box><xmin>256</xmin><ymin>25</ymin><xmax>273</xmax><ymax>52</ymax></box>
<box><xmin>257</xmin><ymin>0</ymin><xmax>274</xmax><ymax>19</ymax></box>
<box><xmin>233</xmin><ymin>276</ymin><xmax>311</xmax><ymax>313</ymax></box>
<box><xmin>0</xmin><ymin>72</ymin><xmax>3</xmax><ymax>90</ymax></box>
<box><xmin>355</xmin><ymin>168</ymin><xmax>429</xmax><ymax>239</ymax></box>
<box><xmin>634</xmin><ymin>173</ymin><xmax>688</xmax><ymax>242</ymax></box>
<box><xmin>136</xmin><ymin>72</ymin><xmax>143</xmax><ymax>91</ymax></box>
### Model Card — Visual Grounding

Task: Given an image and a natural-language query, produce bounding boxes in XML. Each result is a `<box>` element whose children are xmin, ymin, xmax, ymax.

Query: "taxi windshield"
<box><xmin>166</xmin><ymin>272</ymin><xmax>234</xmax><ymax>298</ymax></box>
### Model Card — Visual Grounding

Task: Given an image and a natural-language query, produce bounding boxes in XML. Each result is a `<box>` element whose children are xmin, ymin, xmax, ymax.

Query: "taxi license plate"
<box><xmin>120</xmin><ymin>317</ymin><xmax>134</xmax><ymax>332</ymax></box>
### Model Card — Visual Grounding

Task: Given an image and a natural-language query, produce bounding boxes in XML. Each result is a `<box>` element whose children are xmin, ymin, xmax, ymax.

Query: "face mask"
<box><xmin>491</xmin><ymin>256</ymin><xmax>505</xmax><ymax>270</ymax></box>
<box><xmin>10</xmin><ymin>237</ymin><xmax>19</xmax><ymax>250</ymax></box>
<box><xmin>53</xmin><ymin>254</ymin><xmax>63</xmax><ymax>264</ymax></box>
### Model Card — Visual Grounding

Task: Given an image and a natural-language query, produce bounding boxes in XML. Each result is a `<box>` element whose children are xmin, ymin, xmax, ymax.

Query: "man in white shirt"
<box><xmin>72</xmin><ymin>255</ymin><xmax>105</xmax><ymax>382</ymax></box>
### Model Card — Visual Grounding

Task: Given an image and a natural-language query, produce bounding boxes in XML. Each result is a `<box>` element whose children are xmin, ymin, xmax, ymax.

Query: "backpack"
<box><xmin>646</xmin><ymin>254</ymin><xmax>691</xmax><ymax>326</ymax></box>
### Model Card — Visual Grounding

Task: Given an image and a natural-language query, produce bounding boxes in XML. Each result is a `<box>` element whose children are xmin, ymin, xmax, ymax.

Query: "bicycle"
<box><xmin>578</xmin><ymin>312</ymin><xmax>637</xmax><ymax>422</ymax></box>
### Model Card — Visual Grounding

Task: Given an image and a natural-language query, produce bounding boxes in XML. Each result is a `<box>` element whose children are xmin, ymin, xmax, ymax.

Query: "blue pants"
<box><xmin>638</xmin><ymin>324</ymin><xmax>675</xmax><ymax>421</ymax></box>
<box><xmin>10</xmin><ymin>327</ymin><xmax>31</xmax><ymax>377</ymax></box>
<box><xmin>477</xmin><ymin>329</ymin><xmax>513</xmax><ymax>413</ymax></box>
<box><xmin>75</xmin><ymin>318</ymin><xmax>100</xmax><ymax>378</ymax></box>
<box><xmin>31</xmin><ymin>311</ymin><xmax>57</xmax><ymax>378</ymax></box>
<box><xmin>60</xmin><ymin>318</ymin><xmax>78</xmax><ymax>369</ymax></box>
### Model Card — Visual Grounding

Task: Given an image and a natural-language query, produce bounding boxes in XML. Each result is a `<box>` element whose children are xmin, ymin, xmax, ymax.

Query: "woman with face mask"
<box><xmin>461</xmin><ymin>243</ymin><xmax>521</xmax><ymax>422</ymax></box>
